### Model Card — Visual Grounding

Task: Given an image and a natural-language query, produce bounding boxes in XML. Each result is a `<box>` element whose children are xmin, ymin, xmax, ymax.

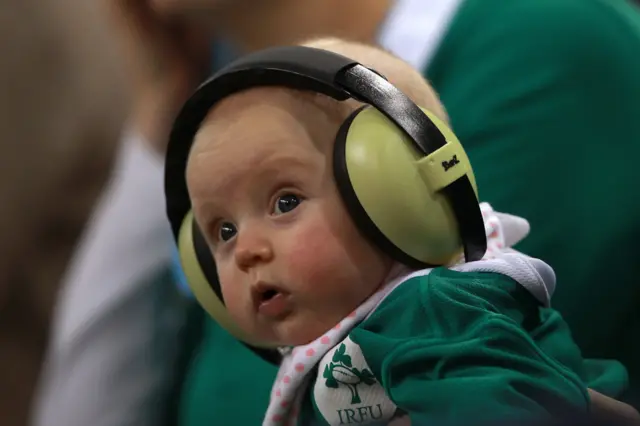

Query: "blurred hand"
<box><xmin>589</xmin><ymin>389</ymin><xmax>640</xmax><ymax>423</ymax></box>
<box><xmin>109</xmin><ymin>0</ymin><xmax>212</xmax><ymax>153</ymax></box>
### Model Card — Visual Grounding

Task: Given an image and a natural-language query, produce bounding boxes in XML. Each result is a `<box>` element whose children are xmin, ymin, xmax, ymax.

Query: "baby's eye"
<box><xmin>218</xmin><ymin>222</ymin><xmax>237</xmax><ymax>242</ymax></box>
<box><xmin>273</xmin><ymin>194</ymin><xmax>302</xmax><ymax>215</ymax></box>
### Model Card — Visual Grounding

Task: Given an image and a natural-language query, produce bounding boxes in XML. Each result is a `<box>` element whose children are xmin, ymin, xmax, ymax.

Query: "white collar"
<box><xmin>377</xmin><ymin>0</ymin><xmax>464</xmax><ymax>70</ymax></box>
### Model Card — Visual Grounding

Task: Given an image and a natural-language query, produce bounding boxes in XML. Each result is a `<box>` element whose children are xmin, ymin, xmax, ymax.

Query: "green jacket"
<box><xmin>297</xmin><ymin>268</ymin><xmax>623</xmax><ymax>425</ymax></box>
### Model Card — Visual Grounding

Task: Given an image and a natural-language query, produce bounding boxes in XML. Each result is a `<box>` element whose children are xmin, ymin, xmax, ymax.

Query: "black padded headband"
<box><xmin>164</xmin><ymin>45</ymin><xmax>486</xmax><ymax>263</ymax></box>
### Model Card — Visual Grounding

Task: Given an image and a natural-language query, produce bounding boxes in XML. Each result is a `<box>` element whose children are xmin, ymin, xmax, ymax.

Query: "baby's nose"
<box><xmin>233</xmin><ymin>232</ymin><xmax>274</xmax><ymax>271</ymax></box>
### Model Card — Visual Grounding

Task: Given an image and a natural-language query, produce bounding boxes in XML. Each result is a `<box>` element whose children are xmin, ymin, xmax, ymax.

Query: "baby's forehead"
<box><xmin>192</xmin><ymin>87</ymin><xmax>349</xmax><ymax>156</ymax></box>
<box><xmin>186</xmin><ymin>88</ymin><xmax>342</xmax><ymax>198</ymax></box>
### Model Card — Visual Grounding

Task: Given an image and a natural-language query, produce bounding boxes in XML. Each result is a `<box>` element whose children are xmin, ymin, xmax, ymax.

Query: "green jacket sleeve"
<box><xmin>350</xmin><ymin>269</ymin><xmax>590</xmax><ymax>424</ymax></box>
<box><xmin>426</xmin><ymin>0</ymin><xmax>640</xmax><ymax>390</ymax></box>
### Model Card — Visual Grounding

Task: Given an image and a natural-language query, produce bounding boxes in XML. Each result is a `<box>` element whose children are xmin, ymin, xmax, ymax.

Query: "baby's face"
<box><xmin>186</xmin><ymin>89</ymin><xmax>392</xmax><ymax>347</ymax></box>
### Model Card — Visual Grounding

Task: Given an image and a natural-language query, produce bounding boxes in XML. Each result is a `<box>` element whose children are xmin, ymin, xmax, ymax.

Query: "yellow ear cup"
<box><xmin>341</xmin><ymin>107</ymin><xmax>478</xmax><ymax>266</ymax></box>
<box><xmin>177</xmin><ymin>211</ymin><xmax>277</xmax><ymax>348</ymax></box>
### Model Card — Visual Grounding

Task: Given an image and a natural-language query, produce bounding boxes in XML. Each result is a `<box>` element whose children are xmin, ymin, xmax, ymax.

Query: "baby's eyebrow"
<box><xmin>191</xmin><ymin>197</ymin><xmax>227</xmax><ymax>223</ymax></box>
<box><xmin>255</xmin><ymin>154</ymin><xmax>311</xmax><ymax>172</ymax></box>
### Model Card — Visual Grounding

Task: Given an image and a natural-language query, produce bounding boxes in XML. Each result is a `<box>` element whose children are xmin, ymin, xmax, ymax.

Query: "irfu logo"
<box><xmin>314</xmin><ymin>337</ymin><xmax>398</xmax><ymax>425</ymax></box>
<box><xmin>323</xmin><ymin>343</ymin><xmax>377</xmax><ymax>404</ymax></box>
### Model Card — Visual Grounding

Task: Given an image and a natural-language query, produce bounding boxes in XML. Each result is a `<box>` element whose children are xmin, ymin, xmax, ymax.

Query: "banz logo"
<box><xmin>441</xmin><ymin>155</ymin><xmax>460</xmax><ymax>171</ymax></box>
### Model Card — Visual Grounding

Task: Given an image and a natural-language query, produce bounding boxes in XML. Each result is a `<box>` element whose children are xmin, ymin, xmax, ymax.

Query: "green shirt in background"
<box><xmin>426</xmin><ymin>0</ymin><xmax>640</xmax><ymax>400</ymax></box>
<box><xmin>178</xmin><ymin>0</ymin><xmax>640</xmax><ymax>424</ymax></box>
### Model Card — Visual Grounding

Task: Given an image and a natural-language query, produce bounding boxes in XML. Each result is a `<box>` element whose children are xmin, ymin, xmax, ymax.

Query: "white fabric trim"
<box><xmin>455</xmin><ymin>254</ymin><xmax>555</xmax><ymax>307</ymax></box>
<box><xmin>377</xmin><ymin>0</ymin><xmax>464</xmax><ymax>70</ymax></box>
<box><xmin>50</xmin><ymin>132</ymin><xmax>173</xmax><ymax>351</ymax></box>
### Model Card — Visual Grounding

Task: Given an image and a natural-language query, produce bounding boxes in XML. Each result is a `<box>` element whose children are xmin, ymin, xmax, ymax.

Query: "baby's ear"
<box><xmin>494</xmin><ymin>212</ymin><xmax>530</xmax><ymax>248</ymax></box>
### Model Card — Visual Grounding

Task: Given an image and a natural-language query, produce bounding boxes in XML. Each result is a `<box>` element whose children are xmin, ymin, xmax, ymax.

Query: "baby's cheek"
<box><xmin>285</xmin><ymin>222</ymin><xmax>350</xmax><ymax>293</ymax></box>
<box><xmin>217</xmin><ymin>269</ymin><xmax>250</xmax><ymax>325</ymax></box>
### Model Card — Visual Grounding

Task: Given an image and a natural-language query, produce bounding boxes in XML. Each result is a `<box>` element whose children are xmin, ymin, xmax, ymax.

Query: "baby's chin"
<box><xmin>269</xmin><ymin>309</ymin><xmax>345</xmax><ymax>347</ymax></box>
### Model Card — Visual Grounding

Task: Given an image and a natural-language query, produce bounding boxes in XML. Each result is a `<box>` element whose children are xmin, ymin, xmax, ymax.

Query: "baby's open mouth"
<box><xmin>253</xmin><ymin>283</ymin><xmax>291</xmax><ymax>318</ymax></box>
<box><xmin>261</xmin><ymin>288</ymin><xmax>279</xmax><ymax>302</ymax></box>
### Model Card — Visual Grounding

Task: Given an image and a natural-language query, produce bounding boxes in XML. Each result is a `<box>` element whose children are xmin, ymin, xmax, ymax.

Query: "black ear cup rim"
<box><xmin>247</xmin><ymin>344</ymin><xmax>282</xmax><ymax>366</ymax></box>
<box><xmin>440</xmin><ymin>177</ymin><xmax>487</xmax><ymax>262</ymax></box>
<box><xmin>191</xmin><ymin>220</ymin><xmax>223</xmax><ymax>300</ymax></box>
<box><xmin>333</xmin><ymin>107</ymin><xmax>433</xmax><ymax>269</ymax></box>
<box><xmin>190</xmin><ymin>219</ymin><xmax>283</xmax><ymax>365</ymax></box>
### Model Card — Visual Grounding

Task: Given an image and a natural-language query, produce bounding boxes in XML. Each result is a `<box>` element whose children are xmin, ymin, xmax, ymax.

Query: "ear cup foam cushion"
<box><xmin>335</xmin><ymin>107</ymin><xmax>477</xmax><ymax>266</ymax></box>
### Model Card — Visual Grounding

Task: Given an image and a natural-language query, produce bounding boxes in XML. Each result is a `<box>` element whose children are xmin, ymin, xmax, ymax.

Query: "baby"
<box><xmin>181</xmin><ymin>39</ymin><xmax>627</xmax><ymax>425</ymax></box>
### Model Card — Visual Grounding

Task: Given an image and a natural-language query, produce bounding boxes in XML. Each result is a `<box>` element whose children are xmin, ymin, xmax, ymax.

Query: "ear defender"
<box><xmin>334</xmin><ymin>106</ymin><xmax>477</xmax><ymax>268</ymax></box>
<box><xmin>164</xmin><ymin>45</ymin><xmax>487</xmax><ymax>365</ymax></box>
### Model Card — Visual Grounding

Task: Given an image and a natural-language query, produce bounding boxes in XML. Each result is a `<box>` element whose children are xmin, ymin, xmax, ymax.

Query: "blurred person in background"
<box><xmin>31</xmin><ymin>1</ymin><xmax>214</xmax><ymax>426</ymax></box>
<box><xmin>0</xmin><ymin>0</ymin><xmax>129</xmax><ymax>425</ymax></box>
<box><xmin>150</xmin><ymin>0</ymin><xmax>640</xmax><ymax>424</ymax></box>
